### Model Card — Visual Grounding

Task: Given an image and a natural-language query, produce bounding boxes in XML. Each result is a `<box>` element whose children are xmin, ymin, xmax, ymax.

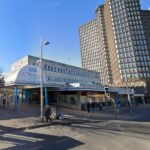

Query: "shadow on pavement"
<box><xmin>0</xmin><ymin>127</ymin><xmax>84</xmax><ymax>150</ymax></box>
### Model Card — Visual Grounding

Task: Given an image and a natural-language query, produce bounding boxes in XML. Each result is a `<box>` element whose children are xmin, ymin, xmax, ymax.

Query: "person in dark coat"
<box><xmin>87</xmin><ymin>102</ymin><xmax>90</xmax><ymax>113</ymax></box>
<box><xmin>91</xmin><ymin>98</ymin><xmax>96</xmax><ymax>113</ymax></box>
<box><xmin>86</xmin><ymin>97</ymin><xmax>92</xmax><ymax>113</ymax></box>
<box><xmin>45</xmin><ymin>106</ymin><xmax>52</xmax><ymax>123</ymax></box>
<box><xmin>99</xmin><ymin>102</ymin><xmax>103</xmax><ymax>111</ymax></box>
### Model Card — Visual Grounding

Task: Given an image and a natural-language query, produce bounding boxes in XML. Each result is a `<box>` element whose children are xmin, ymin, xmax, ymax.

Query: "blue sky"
<box><xmin>0</xmin><ymin>0</ymin><xmax>149</xmax><ymax>72</ymax></box>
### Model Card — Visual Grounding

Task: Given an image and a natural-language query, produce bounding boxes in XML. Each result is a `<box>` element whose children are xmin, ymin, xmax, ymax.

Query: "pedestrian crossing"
<box><xmin>0</xmin><ymin>133</ymin><xmax>44</xmax><ymax>149</ymax></box>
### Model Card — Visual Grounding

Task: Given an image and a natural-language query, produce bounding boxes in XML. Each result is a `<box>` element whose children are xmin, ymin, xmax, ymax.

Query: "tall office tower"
<box><xmin>79</xmin><ymin>0</ymin><xmax>150</xmax><ymax>90</ymax></box>
<box><xmin>80</xmin><ymin>19</ymin><xmax>104</xmax><ymax>84</ymax></box>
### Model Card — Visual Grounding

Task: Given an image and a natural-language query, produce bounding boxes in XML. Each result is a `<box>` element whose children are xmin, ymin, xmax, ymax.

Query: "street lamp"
<box><xmin>40</xmin><ymin>40</ymin><xmax>50</xmax><ymax>121</ymax></box>
<box><xmin>124</xmin><ymin>78</ymin><xmax>132</xmax><ymax>112</ymax></box>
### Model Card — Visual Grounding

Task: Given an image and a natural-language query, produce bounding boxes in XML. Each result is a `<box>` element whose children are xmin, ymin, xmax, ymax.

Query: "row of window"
<box><xmin>82</xmin><ymin>51</ymin><xmax>100</xmax><ymax>56</ymax></box>
<box><xmin>80</xmin><ymin>36</ymin><xmax>98</xmax><ymax>42</ymax></box>
<box><xmin>82</xmin><ymin>59</ymin><xmax>101</xmax><ymax>64</ymax></box>
<box><xmin>116</xmin><ymin>41</ymin><xmax>146</xmax><ymax>52</ymax></box>
<box><xmin>122</xmin><ymin>72</ymin><xmax>150</xmax><ymax>79</ymax></box>
<box><xmin>113</xmin><ymin>17</ymin><xmax>128</xmax><ymax>26</ymax></box>
<box><xmin>119</xmin><ymin>57</ymin><xmax>150</xmax><ymax>63</ymax></box>
<box><xmin>80</xmin><ymin>25</ymin><xmax>97</xmax><ymax>33</ymax></box>
<box><xmin>121</xmin><ymin>66</ymin><xmax>150</xmax><ymax>72</ymax></box>
<box><xmin>81</xmin><ymin>47</ymin><xmax>99</xmax><ymax>53</ymax></box>
<box><xmin>115</xmin><ymin>31</ymin><xmax>131</xmax><ymax>39</ymax></box>
<box><xmin>43</xmin><ymin>64</ymin><xmax>96</xmax><ymax>78</ymax></box>
<box><xmin>81</xmin><ymin>41</ymin><xmax>99</xmax><ymax>46</ymax></box>
<box><xmin>117</xmin><ymin>41</ymin><xmax>147</xmax><ymax>49</ymax></box>
<box><xmin>130</xmin><ymin>29</ymin><xmax>144</xmax><ymax>35</ymax></box>
<box><xmin>110</xmin><ymin>0</ymin><xmax>139</xmax><ymax>8</ymax></box>
<box><xmin>46</xmin><ymin>76</ymin><xmax>88</xmax><ymax>84</ymax></box>
<box><xmin>114</xmin><ymin>24</ymin><xmax>129</xmax><ymax>30</ymax></box>
<box><xmin>111</xmin><ymin>5</ymin><xmax>139</xmax><ymax>16</ymax></box>
<box><xmin>113</xmin><ymin>11</ymin><xmax>140</xmax><ymax>21</ymax></box>
<box><xmin>132</xmin><ymin>39</ymin><xmax>146</xmax><ymax>45</ymax></box>
<box><xmin>133</xmin><ymin>45</ymin><xmax>147</xmax><ymax>50</ymax></box>
<box><xmin>118</xmin><ymin>51</ymin><xmax>149</xmax><ymax>57</ymax></box>
<box><xmin>80</xmin><ymin>36</ymin><xmax>99</xmax><ymax>43</ymax></box>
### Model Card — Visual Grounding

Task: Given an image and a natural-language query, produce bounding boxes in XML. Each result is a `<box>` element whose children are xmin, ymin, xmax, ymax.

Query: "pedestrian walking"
<box><xmin>86</xmin><ymin>97</ymin><xmax>92</xmax><ymax>113</ymax></box>
<box><xmin>87</xmin><ymin>102</ymin><xmax>90</xmax><ymax>113</ymax></box>
<box><xmin>99</xmin><ymin>102</ymin><xmax>103</xmax><ymax>111</ymax></box>
<box><xmin>91</xmin><ymin>98</ymin><xmax>96</xmax><ymax>113</ymax></box>
<box><xmin>45</xmin><ymin>106</ymin><xmax>52</xmax><ymax>123</ymax></box>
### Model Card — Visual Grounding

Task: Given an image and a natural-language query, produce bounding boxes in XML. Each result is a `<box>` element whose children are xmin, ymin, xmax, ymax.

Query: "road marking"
<box><xmin>1</xmin><ymin>134</ymin><xmax>43</xmax><ymax>142</ymax></box>
<box><xmin>75</xmin><ymin>134</ymin><xmax>84</xmax><ymax>138</ymax></box>
<box><xmin>55</xmin><ymin>138</ymin><xmax>68</xmax><ymax>144</ymax></box>
<box><xmin>0</xmin><ymin>140</ymin><xmax>23</xmax><ymax>145</ymax></box>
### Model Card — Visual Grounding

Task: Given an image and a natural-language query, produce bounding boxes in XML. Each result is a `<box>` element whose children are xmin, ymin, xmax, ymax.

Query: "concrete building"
<box><xmin>2</xmin><ymin>55</ymin><xmax>104</xmax><ymax>110</ymax></box>
<box><xmin>79</xmin><ymin>0</ymin><xmax>150</xmax><ymax>100</ymax></box>
<box><xmin>9</xmin><ymin>55</ymin><xmax>100</xmax><ymax>88</ymax></box>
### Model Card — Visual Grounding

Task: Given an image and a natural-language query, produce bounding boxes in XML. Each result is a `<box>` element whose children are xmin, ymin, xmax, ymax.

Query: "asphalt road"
<box><xmin>0</xmin><ymin>119</ymin><xmax>150</xmax><ymax>150</ymax></box>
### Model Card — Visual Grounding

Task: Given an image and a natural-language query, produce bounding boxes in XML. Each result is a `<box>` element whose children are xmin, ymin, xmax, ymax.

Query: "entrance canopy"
<box><xmin>4</xmin><ymin>65</ymin><xmax>46</xmax><ymax>86</ymax></box>
<box><xmin>4</xmin><ymin>65</ymin><xmax>130</xmax><ymax>94</ymax></box>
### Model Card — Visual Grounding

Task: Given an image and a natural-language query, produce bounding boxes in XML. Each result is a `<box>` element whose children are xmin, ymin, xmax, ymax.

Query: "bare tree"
<box><xmin>0</xmin><ymin>66</ymin><xmax>3</xmax><ymax>76</ymax></box>
<box><xmin>0</xmin><ymin>66</ymin><xmax>5</xmax><ymax>87</ymax></box>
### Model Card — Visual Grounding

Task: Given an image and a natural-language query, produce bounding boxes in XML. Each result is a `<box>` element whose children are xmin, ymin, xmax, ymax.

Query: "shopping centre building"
<box><xmin>0</xmin><ymin>55</ymin><xmax>108</xmax><ymax>110</ymax></box>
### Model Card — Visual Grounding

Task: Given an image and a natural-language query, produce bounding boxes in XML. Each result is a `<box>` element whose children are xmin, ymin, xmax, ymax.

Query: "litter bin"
<box><xmin>56</xmin><ymin>105</ymin><xmax>64</xmax><ymax>119</ymax></box>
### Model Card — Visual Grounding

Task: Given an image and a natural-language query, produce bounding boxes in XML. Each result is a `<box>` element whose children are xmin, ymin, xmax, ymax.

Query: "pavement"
<box><xmin>0</xmin><ymin>103</ymin><xmax>150</xmax><ymax>133</ymax></box>
<box><xmin>1</xmin><ymin>103</ymin><xmax>150</xmax><ymax>150</ymax></box>
<box><xmin>0</xmin><ymin>104</ymin><xmax>69</xmax><ymax>132</ymax></box>
<box><xmin>62</xmin><ymin>104</ymin><xmax>150</xmax><ymax>121</ymax></box>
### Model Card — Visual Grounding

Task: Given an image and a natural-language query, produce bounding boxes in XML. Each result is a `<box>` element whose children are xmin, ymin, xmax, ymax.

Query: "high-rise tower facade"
<box><xmin>79</xmin><ymin>0</ymin><xmax>150</xmax><ymax>91</ymax></box>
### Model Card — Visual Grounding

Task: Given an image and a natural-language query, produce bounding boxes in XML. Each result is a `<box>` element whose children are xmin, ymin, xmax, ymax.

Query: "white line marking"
<box><xmin>75</xmin><ymin>134</ymin><xmax>84</xmax><ymax>138</ymax></box>
<box><xmin>55</xmin><ymin>138</ymin><xmax>68</xmax><ymax>144</ymax></box>
<box><xmin>1</xmin><ymin>134</ymin><xmax>43</xmax><ymax>142</ymax></box>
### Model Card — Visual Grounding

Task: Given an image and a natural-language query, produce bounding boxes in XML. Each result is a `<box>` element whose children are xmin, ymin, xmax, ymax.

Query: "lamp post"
<box><xmin>40</xmin><ymin>40</ymin><xmax>50</xmax><ymax>121</ymax></box>
<box><xmin>124</xmin><ymin>78</ymin><xmax>132</xmax><ymax>112</ymax></box>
